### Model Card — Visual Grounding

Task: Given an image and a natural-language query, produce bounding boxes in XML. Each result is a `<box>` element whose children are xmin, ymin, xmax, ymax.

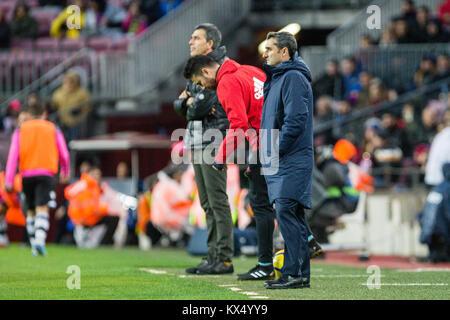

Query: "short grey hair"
<box><xmin>194</xmin><ymin>23</ymin><xmax>222</xmax><ymax>50</ymax></box>
<box><xmin>266</xmin><ymin>31</ymin><xmax>298</xmax><ymax>59</ymax></box>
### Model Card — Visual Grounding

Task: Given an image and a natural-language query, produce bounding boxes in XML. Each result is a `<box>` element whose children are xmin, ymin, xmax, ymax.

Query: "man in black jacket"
<box><xmin>173</xmin><ymin>23</ymin><xmax>234</xmax><ymax>275</ymax></box>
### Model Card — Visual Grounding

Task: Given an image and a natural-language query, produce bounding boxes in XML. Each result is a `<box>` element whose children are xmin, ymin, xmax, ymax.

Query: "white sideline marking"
<box><xmin>313</xmin><ymin>274</ymin><xmax>384</xmax><ymax>278</ymax></box>
<box><xmin>249</xmin><ymin>296</ymin><xmax>269</xmax><ymax>299</ymax></box>
<box><xmin>229</xmin><ymin>287</ymin><xmax>242</xmax><ymax>291</ymax></box>
<box><xmin>139</xmin><ymin>268</ymin><xmax>170</xmax><ymax>275</ymax></box>
<box><xmin>360</xmin><ymin>283</ymin><xmax>448</xmax><ymax>286</ymax></box>
<box><xmin>218</xmin><ymin>284</ymin><xmax>235</xmax><ymax>287</ymax></box>
<box><xmin>242</xmin><ymin>291</ymin><xmax>259</xmax><ymax>296</ymax></box>
<box><xmin>398</xmin><ymin>268</ymin><xmax>450</xmax><ymax>272</ymax></box>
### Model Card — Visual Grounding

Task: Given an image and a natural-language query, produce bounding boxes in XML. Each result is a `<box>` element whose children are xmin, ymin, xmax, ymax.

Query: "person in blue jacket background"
<box><xmin>260</xmin><ymin>31</ymin><xmax>314</xmax><ymax>289</ymax></box>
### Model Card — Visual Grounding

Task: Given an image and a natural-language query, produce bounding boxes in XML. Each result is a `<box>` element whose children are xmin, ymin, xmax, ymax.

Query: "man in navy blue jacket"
<box><xmin>260</xmin><ymin>32</ymin><xmax>314</xmax><ymax>289</ymax></box>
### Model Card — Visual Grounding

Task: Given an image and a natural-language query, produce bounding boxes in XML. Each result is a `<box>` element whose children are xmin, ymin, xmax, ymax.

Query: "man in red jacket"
<box><xmin>184</xmin><ymin>55</ymin><xmax>324</xmax><ymax>281</ymax></box>
<box><xmin>184</xmin><ymin>55</ymin><xmax>277</xmax><ymax>280</ymax></box>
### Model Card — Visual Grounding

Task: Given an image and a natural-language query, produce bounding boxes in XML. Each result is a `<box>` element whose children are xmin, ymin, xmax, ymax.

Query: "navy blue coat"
<box><xmin>260</xmin><ymin>53</ymin><xmax>314</xmax><ymax>209</ymax></box>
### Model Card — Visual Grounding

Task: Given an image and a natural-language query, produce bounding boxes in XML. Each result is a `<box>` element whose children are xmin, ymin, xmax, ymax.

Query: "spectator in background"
<box><xmin>50</xmin><ymin>0</ymin><xmax>87</xmax><ymax>39</ymax></box>
<box><xmin>409</xmin><ymin>5</ymin><xmax>430</xmax><ymax>43</ymax></box>
<box><xmin>0</xmin><ymin>10</ymin><xmax>11</xmax><ymax>49</ymax></box>
<box><xmin>312</xmin><ymin>59</ymin><xmax>344</xmax><ymax>101</ymax></box>
<box><xmin>438</xmin><ymin>0</ymin><xmax>450</xmax><ymax>33</ymax></box>
<box><xmin>359</xmin><ymin>34</ymin><xmax>374</xmax><ymax>49</ymax></box>
<box><xmin>425</xmin><ymin>18</ymin><xmax>449</xmax><ymax>43</ymax></box>
<box><xmin>159</xmin><ymin>0</ymin><xmax>183</xmax><ymax>17</ymax></box>
<box><xmin>368</xmin><ymin>78</ymin><xmax>389</xmax><ymax>106</ymax></box>
<box><xmin>2</xmin><ymin>100</ymin><xmax>21</xmax><ymax>135</ymax></box>
<box><xmin>116</xmin><ymin>162</ymin><xmax>130</xmax><ymax>179</ymax></box>
<box><xmin>414</xmin><ymin>55</ymin><xmax>437</xmax><ymax>88</ymax></box>
<box><xmin>140</xmin><ymin>0</ymin><xmax>160</xmax><ymax>25</ymax></box>
<box><xmin>355</xmin><ymin>70</ymin><xmax>373</xmax><ymax>108</ymax></box>
<box><xmin>434</xmin><ymin>53</ymin><xmax>450</xmax><ymax>81</ymax></box>
<box><xmin>10</xmin><ymin>1</ymin><xmax>38</xmax><ymax>40</ymax></box>
<box><xmin>401</xmin><ymin>102</ymin><xmax>422</xmax><ymax>154</ymax></box>
<box><xmin>85</xmin><ymin>0</ymin><xmax>127</xmax><ymax>38</ymax></box>
<box><xmin>399</xmin><ymin>0</ymin><xmax>417</xmax><ymax>27</ymax></box>
<box><xmin>393</xmin><ymin>17</ymin><xmax>415</xmax><ymax>44</ymax></box>
<box><xmin>417</xmin><ymin>100</ymin><xmax>444</xmax><ymax>144</ymax></box>
<box><xmin>340</xmin><ymin>57</ymin><xmax>360</xmax><ymax>99</ymax></box>
<box><xmin>51</xmin><ymin>70</ymin><xmax>91</xmax><ymax>142</ymax></box>
<box><xmin>122</xmin><ymin>0</ymin><xmax>148</xmax><ymax>36</ymax></box>
<box><xmin>380</xmin><ymin>112</ymin><xmax>410</xmax><ymax>157</ymax></box>
<box><xmin>314</xmin><ymin>96</ymin><xmax>334</xmax><ymax>147</ymax></box>
<box><xmin>379</xmin><ymin>28</ymin><xmax>395</xmax><ymax>48</ymax></box>
<box><xmin>39</xmin><ymin>0</ymin><xmax>66</xmax><ymax>7</ymax></box>
<box><xmin>315</xmin><ymin>96</ymin><xmax>334</xmax><ymax>123</ymax></box>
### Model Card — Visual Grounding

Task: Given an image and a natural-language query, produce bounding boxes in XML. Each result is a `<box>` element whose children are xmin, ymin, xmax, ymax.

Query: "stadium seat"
<box><xmin>60</xmin><ymin>38</ymin><xmax>86</xmax><ymax>51</ymax></box>
<box><xmin>36</xmin><ymin>37</ymin><xmax>59</xmax><ymax>51</ymax></box>
<box><xmin>31</xmin><ymin>9</ymin><xmax>58</xmax><ymax>37</ymax></box>
<box><xmin>111</xmin><ymin>37</ymin><xmax>130</xmax><ymax>53</ymax></box>
<box><xmin>10</xmin><ymin>38</ymin><xmax>34</xmax><ymax>50</ymax></box>
<box><xmin>87</xmin><ymin>37</ymin><xmax>113</xmax><ymax>52</ymax></box>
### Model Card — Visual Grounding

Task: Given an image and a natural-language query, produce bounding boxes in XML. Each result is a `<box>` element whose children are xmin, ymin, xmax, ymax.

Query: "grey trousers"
<box><xmin>192</xmin><ymin>150</ymin><xmax>234</xmax><ymax>263</ymax></box>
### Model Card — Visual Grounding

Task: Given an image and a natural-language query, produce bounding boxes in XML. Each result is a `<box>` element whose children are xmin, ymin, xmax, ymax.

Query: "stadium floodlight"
<box><xmin>258</xmin><ymin>23</ymin><xmax>302</xmax><ymax>55</ymax></box>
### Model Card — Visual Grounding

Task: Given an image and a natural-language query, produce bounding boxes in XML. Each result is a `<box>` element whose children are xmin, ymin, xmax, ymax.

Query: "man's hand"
<box><xmin>209</xmin><ymin>107</ymin><xmax>216</xmax><ymax>115</ymax></box>
<box><xmin>186</xmin><ymin>97</ymin><xmax>195</xmax><ymax>107</ymax></box>
<box><xmin>212</xmin><ymin>161</ymin><xmax>225</xmax><ymax>171</ymax></box>
<box><xmin>59</xmin><ymin>174</ymin><xmax>70</xmax><ymax>184</ymax></box>
<box><xmin>179</xmin><ymin>90</ymin><xmax>190</xmax><ymax>99</ymax></box>
<box><xmin>4</xmin><ymin>183</ymin><xmax>13</xmax><ymax>193</ymax></box>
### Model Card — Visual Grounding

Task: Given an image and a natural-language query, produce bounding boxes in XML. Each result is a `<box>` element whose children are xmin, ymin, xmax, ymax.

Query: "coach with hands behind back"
<box><xmin>260</xmin><ymin>32</ymin><xmax>314</xmax><ymax>289</ymax></box>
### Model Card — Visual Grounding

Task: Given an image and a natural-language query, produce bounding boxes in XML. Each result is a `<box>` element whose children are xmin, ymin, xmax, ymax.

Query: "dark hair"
<box><xmin>266</xmin><ymin>31</ymin><xmax>298</xmax><ymax>59</ymax></box>
<box><xmin>27</xmin><ymin>101</ymin><xmax>45</xmax><ymax>116</ymax></box>
<box><xmin>183</xmin><ymin>54</ymin><xmax>217</xmax><ymax>79</ymax></box>
<box><xmin>13</xmin><ymin>1</ymin><xmax>29</xmax><ymax>18</ymax></box>
<box><xmin>194</xmin><ymin>23</ymin><xmax>222</xmax><ymax>50</ymax></box>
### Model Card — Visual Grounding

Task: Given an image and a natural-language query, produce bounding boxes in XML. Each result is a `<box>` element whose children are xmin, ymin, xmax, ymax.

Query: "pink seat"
<box><xmin>31</xmin><ymin>10</ymin><xmax>58</xmax><ymax>37</ymax></box>
<box><xmin>60</xmin><ymin>38</ymin><xmax>86</xmax><ymax>51</ymax></box>
<box><xmin>111</xmin><ymin>37</ymin><xmax>130</xmax><ymax>52</ymax></box>
<box><xmin>36</xmin><ymin>37</ymin><xmax>59</xmax><ymax>51</ymax></box>
<box><xmin>10</xmin><ymin>38</ymin><xmax>34</xmax><ymax>50</ymax></box>
<box><xmin>87</xmin><ymin>36</ymin><xmax>113</xmax><ymax>52</ymax></box>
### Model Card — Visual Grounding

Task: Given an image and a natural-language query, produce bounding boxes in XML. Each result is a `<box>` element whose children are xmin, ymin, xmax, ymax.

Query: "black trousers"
<box><xmin>247</xmin><ymin>163</ymin><xmax>276</xmax><ymax>264</ymax></box>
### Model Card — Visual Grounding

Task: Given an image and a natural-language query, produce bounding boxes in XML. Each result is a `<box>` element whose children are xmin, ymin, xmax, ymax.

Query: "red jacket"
<box><xmin>215</xmin><ymin>59</ymin><xmax>266</xmax><ymax>163</ymax></box>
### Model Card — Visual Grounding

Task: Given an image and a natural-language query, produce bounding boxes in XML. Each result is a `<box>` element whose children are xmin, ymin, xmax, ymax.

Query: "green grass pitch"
<box><xmin>0</xmin><ymin>244</ymin><xmax>448</xmax><ymax>300</ymax></box>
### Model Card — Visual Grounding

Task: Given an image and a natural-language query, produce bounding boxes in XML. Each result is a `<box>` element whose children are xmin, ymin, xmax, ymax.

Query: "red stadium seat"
<box><xmin>36</xmin><ymin>37</ymin><xmax>59</xmax><ymax>51</ymax></box>
<box><xmin>31</xmin><ymin>8</ymin><xmax>59</xmax><ymax>37</ymax></box>
<box><xmin>60</xmin><ymin>38</ymin><xmax>86</xmax><ymax>51</ymax></box>
<box><xmin>10</xmin><ymin>38</ymin><xmax>34</xmax><ymax>50</ymax></box>
<box><xmin>111</xmin><ymin>37</ymin><xmax>130</xmax><ymax>52</ymax></box>
<box><xmin>87</xmin><ymin>36</ymin><xmax>113</xmax><ymax>52</ymax></box>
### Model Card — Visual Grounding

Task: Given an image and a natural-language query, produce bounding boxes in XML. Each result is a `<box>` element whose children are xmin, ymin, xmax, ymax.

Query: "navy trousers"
<box><xmin>275</xmin><ymin>198</ymin><xmax>310</xmax><ymax>279</ymax></box>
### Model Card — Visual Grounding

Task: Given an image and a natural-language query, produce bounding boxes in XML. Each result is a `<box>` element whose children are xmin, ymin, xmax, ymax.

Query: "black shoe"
<box><xmin>185</xmin><ymin>258</ymin><xmax>213</xmax><ymax>274</ymax></box>
<box><xmin>264</xmin><ymin>274</ymin><xmax>310</xmax><ymax>289</ymax></box>
<box><xmin>237</xmin><ymin>265</ymin><xmax>275</xmax><ymax>281</ymax></box>
<box><xmin>200</xmin><ymin>260</ymin><xmax>234</xmax><ymax>275</ymax></box>
<box><xmin>309</xmin><ymin>238</ymin><xmax>324</xmax><ymax>259</ymax></box>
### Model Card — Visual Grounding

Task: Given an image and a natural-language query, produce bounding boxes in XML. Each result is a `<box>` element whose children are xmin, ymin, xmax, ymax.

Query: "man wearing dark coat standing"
<box><xmin>260</xmin><ymin>32</ymin><xmax>314</xmax><ymax>289</ymax></box>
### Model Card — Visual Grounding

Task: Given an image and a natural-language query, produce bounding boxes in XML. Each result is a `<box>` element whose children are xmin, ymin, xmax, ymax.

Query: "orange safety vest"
<box><xmin>65</xmin><ymin>173</ymin><xmax>108</xmax><ymax>227</ymax></box>
<box><xmin>137</xmin><ymin>191</ymin><xmax>151</xmax><ymax>234</ymax></box>
<box><xmin>19</xmin><ymin>119</ymin><xmax>59</xmax><ymax>174</ymax></box>
<box><xmin>0</xmin><ymin>172</ymin><xmax>25</xmax><ymax>226</ymax></box>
